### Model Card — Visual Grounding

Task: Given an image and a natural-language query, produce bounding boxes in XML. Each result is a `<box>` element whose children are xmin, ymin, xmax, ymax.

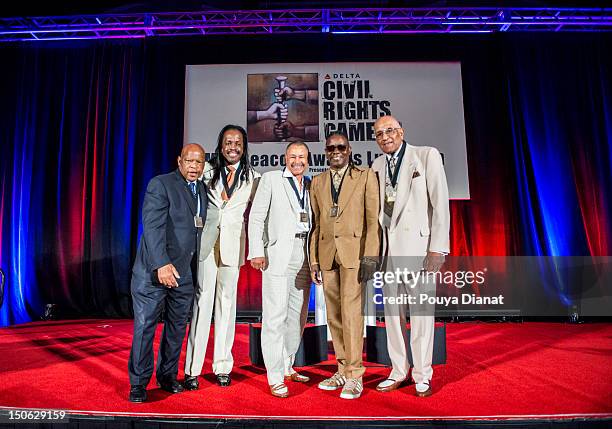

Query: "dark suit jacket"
<box><xmin>133</xmin><ymin>169</ymin><xmax>208</xmax><ymax>279</ymax></box>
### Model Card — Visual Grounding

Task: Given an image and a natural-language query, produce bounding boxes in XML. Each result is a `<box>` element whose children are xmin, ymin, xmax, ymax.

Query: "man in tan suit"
<box><xmin>371</xmin><ymin>115</ymin><xmax>450</xmax><ymax>397</ymax></box>
<box><xmin>310</xmin><ymin>132</ymin><xmax>379</xmax><ymax>400</ymax></box>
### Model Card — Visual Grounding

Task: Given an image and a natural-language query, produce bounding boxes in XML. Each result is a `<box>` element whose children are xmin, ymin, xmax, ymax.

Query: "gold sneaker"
<box><xmin>340</xmin><ymin>378</ymin><xmax>363</xmax><ymax>399</ymax></box>
<box><xmin>317</xmin><ymin>372</ymin><xmax>346</xmax><ymax>391</ymax></box>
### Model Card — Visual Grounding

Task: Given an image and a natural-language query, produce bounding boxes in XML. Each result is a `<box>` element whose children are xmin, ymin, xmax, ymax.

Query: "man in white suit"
<box><xmin>248</xmin><ymin>142</ymin><xmax>312</xmax><ymax>398</ymax></box>
<box><xmin>371</xmin><ymin>115</ymin><xmax>450</xmax><ymax>397</ymax></box>
<box><xmin>184</xmin><ymin>125</ymin><xmax>260</xmax><ymax>390</ymax></box>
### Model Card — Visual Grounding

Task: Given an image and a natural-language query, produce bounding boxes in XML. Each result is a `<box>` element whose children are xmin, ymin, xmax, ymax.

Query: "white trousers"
<box><xmin>383</xmin><ymin>252</ymin><xmax>436</xmax><ymax>385</ymax></box>
<box><xmin>261</xmin><ymin>238</ymin><xmax>311</xmax><ymax>385</ymax></box>
<box><xmin>185</xmin><ymin>242</ymin><xmax>240</xmax><ymax>376</ymax></box>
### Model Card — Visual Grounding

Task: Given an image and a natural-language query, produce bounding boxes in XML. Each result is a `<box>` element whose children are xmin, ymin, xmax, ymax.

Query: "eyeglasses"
<box><xmin>325</xmin><ymin>144</ymin><xmax>348</xmax><ymax>153</ymax></box>
<box><xmin>374</xmin><ymin>127</ymin><xmax>401</xmax><ymax>140</ymax></box>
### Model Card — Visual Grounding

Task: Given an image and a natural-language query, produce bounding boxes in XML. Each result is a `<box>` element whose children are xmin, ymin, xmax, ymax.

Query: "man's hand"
<box><xmin>274</xmin><ymin>86</ymin><xmax>295</xmax><ymax>101</ymax></box>
<box><xmin>157</xmin><ymin>263</ymin><xmax>180</xmax><ymax>288</ymax></box>
<box><xmin>274</xmin><ymin>121</ymin><xmax>293</xmax><ymax>140</ymax></box>
<box><xmin>358</xmin><ymin>257</ymin><xmax>378</xmax><ymax>283</ymax></box>
<box><xmin>423</xmin><ymin>251</ymin><xmax>445</xmax><ymax>273</ymax></box>
<box><xmin>258</xmin><ymin>102</ymin><xmax>288</xmax><ymax>121</ymax></box>
<box><xmin>250</xmin><ymin>257</ymin><xmax>268</xmax><ymax>271</ymax></box>
<box><xmin>310</xmin><ymin>263</ymin><xmax>322</xmax><ymax>285</ymax></box>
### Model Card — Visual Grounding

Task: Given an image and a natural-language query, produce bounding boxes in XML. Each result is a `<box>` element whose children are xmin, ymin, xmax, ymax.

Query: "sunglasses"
<box><xmin>325</xmin><ymin>144</ymin><xmax>348</xmax><ymax>153</ymax></box>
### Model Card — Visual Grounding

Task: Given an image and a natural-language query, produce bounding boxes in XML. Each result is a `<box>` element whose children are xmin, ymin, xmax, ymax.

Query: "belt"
<box><xmin>295</xmin><ymin>232</ymin><xmax>308</xmax><ymax>239</ymax></box>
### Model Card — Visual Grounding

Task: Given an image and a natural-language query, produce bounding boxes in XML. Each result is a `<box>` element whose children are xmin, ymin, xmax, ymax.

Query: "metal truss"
<box><xmin>1</xmin><ymin>7</ymin><xmax>611</xmax><ymax>42</ymax></box>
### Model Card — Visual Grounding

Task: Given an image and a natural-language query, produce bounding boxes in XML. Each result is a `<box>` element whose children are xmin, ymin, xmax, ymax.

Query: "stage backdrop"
<box><xmin>0</xmin><ymin>34</ymin><xmax>610</xmax><ymax>326</ymax></box>
<box><xmin>185</xmin><ymin>62</ymin><xmax>469</xmax><ymax>199</ymax></box>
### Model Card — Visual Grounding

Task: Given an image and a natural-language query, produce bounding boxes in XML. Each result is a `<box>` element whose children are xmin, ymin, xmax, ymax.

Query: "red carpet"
<box><xmin>0</xmin><ymin>320</ymin><xmax>610</xmax><ymax>421</ymax></box>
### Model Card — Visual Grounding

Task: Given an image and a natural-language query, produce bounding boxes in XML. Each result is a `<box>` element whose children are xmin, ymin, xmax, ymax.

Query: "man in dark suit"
<box><xmin>128</xmin><ymin>144</ymin><xmax>207</xmax><ymax>403</ymax></box>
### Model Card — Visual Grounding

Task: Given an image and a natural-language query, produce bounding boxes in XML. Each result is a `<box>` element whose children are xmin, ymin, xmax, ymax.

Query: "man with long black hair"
<box><xmin>184</xmin><ymin>125</ymin><xmax>260</xmax><ymax>390</ymax></box>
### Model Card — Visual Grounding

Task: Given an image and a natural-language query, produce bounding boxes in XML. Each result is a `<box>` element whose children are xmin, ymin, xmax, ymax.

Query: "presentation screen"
<box><xmin>185</xmin><ymin>62</ymin><xmax>469</xmax><ymax>199</ymax></box>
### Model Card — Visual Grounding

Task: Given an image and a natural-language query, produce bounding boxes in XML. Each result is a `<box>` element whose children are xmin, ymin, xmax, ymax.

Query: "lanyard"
<box><xmin>220</xmin><ymin>163</ymin><xmax>243</xmax><ymax>200</ymax></box>
<box><xmin>386</xmin><ymin>141</ymin><xmax>407</xmax><ymax>188</ymax></box>
<box><xmin>330</xmin><ymin>167</ymin><xmax>348</xmax><ymax>206</ymax></box>
<box><xmin>286</xmin><ymin>175</ymin><xmax>309</xmax><ymax>211</ymax></box>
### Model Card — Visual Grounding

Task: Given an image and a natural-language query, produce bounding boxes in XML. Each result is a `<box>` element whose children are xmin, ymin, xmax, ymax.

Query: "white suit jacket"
<box><xmin>371</xmin><ymin>144</ymin><xmax>450</xmax><ymax>257</ymax></box>
<box><xmin>199</xmin><ymin>162</ymin><xmax>261</xmax><ymax>267</ymax></box>
<box><xmin>248</xmin><ymin>170</ymin><xmax>312</xmax><ymax>275</ymax></box>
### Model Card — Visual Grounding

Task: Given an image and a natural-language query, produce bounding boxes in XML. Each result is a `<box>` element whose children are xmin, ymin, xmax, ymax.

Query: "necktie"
<box><xmin>384</xmin><ymin>157</ymin><xmax>397</xmax><ymax>220</ymax></box>
<box><xmin>222</xmin><ymin>165</ymin><xmax>236</xmax><ymax>201</ymax></box>
<box><xmin>389</xmin><ymin>157</ymin><xmax>397</xmax><ymax>177</ymax></box>
<box><xmin>189</xmin><ymin>182</ymin><xmax>197</xmax><ymax>198</ymax></box>
<box><xmin>333</xmin><ymin>170</ymin><xmax>342</xmax><ymax>191</ymax></box>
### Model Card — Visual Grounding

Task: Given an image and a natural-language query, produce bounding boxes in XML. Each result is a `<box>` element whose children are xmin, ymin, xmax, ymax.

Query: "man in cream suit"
<box><xmin>184</xmin><ymin>125</ymin><xmax>260</xmax><ymax>390</ymax></box>
<box><xmin>248</xmin><ymin>141</ymin><xmax>313</xmax><ymax>398</ymax></box>
<box><xmin>310</xmin><ymin>132</ymin><xmax>379</xmax><ymax>400</ymax></box>
<box><xmin>371</xmin><ymin>115</ymin><xmax>450</xmax><ymax>397</ymax></box>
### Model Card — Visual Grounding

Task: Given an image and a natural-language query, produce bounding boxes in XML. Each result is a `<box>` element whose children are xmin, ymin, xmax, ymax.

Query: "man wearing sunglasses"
<box><xmin>371</xmin><ymin>115</ymin><xmax>450</xmax><ymax>397</ymax></box>
<box><xmin>309</xmin><ymin>133</ymin><xmax>380</xmax><ymax>400</ymax></box>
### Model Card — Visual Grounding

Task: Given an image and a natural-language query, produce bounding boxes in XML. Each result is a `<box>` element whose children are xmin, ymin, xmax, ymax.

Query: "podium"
<box><xmin>365</xmin><ymin>322</ymin><xmax>447</xmax><ymax>365</ymax></box>
<box><xmin>249</xmin><ymin>323</ymin><xmax>328</xmax><ymax>367</ymax></box>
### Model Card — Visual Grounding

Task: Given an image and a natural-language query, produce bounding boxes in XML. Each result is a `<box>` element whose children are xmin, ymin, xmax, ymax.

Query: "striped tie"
<box><xmin>221</xmin><ymin>165</ymin><xmax>236</xmax><ymax>201</ymax></box>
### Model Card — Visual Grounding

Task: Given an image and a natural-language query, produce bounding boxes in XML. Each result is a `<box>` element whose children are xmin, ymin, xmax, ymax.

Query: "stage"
<box><xmin>0</xmin><ymin>320</ymin><xmax>610</xmax><ymax>427</ymax></box>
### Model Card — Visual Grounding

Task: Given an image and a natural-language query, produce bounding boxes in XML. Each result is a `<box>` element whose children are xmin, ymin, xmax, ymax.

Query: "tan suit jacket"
<box><xmin>309</xmin><ymin>166</ymin><xmax>380</xmax><ymax>270</ymax></box>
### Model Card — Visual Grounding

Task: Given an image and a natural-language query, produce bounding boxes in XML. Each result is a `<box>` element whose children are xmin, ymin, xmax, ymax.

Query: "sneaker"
<box><xmin>318</xmin><ymin>372</ymin><xmax>346</xmax><ymax>391</ymax></box>
<box><xmin>340</xmin><ymin>378</ymin><xmax>363</xmax><ymax>399</ymax></box>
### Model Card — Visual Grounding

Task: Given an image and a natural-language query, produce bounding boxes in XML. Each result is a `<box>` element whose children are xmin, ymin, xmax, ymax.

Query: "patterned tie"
<box><xmin>189</xmin><ymin>182</ymin><xmax>197</xmax><ymax>198</ymax></box>
<box><xmin>388</xmin><ymin>156</ymin><xmax>397</xmax><ymax>177</ymax></box>
<box><xmin>221</xmin><ymin>164</ymin><xmax>236</xmax><ymax>201</ymax></box>
<box><xmin>332</xmin><ymin>170</ymin><xmax>342</xmax><ymax>191</ymax></box>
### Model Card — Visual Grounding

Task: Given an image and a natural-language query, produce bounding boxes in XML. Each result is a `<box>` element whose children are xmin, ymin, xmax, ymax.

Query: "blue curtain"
<box><xmin>1</xmin><ymin>34</ymin><xmax>611</xmax><ymax>326</ymax></box>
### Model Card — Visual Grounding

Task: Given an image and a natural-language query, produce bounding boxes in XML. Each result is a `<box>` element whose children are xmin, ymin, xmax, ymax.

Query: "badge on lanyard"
<box><xmin>300</xmin><ymin>212</ymin><xmax>309</xmax><ymax>223</ymax></box>
<box><xmin>385</xmin><ymin>188</ymin><xmax>397</xmax><ymax>203</ymax></box>
<box><xmin>329</xmin><ymin>169</ymin><xmax>347</xmax><ymax>219</ymax></box>
<box><xmin>194</xmin><ymin>216</ymin><xmax>204</xmax><ymax>228</ymax></box>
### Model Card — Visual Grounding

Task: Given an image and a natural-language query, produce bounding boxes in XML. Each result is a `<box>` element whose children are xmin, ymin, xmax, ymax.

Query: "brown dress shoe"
<box><xmin>270</xmin><ymin>382</ymin><xmax>289</xmax><ymax>398</ymax></box>
<box><xmin>415</xmin><ymin>382</ymin><xmax>432</xmax><ymax>397</ymax></box>
<box><xmin>285</xmin><ymin>372</ymin><xmax>310</xmax><ymax>383</ymax></box>
<box><xmin>376</xmin><ymin>378</ymin><xmax>404</xmax><ymax>392</ymax></box>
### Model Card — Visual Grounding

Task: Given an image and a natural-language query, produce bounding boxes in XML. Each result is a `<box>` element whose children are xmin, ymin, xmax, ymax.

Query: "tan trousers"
<box><xmin>322</xmin><ymin>252</ymin><xmax>365</xmax><ymax>379</ymax></box>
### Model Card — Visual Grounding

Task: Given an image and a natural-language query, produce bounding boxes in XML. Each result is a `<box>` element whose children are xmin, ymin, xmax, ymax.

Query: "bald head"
<box><xmin>178</xmin><ymin>143</ymin><xmax>205</xmax><ymax>181</ymax></box>
<box><xmin>181</xmin><ymin>143</ymin><xmax>205</xmax><ymax>158</ymax></box>
<box><xmin>374</xmin><ymin>115</ymin><xmax>404</xmax><ymax>154</ymax></box>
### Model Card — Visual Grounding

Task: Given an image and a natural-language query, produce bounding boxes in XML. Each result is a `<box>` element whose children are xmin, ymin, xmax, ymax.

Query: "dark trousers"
<box><xmin>128</xmin><ymin>269</ymin><xmax>194</xmax><ymax>386</ymax></box>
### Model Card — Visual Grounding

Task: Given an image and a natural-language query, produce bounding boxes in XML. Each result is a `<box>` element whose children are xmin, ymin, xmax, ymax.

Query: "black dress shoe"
<box><xmin>184</xmin><ymin>375</ymin><xmax>199</xmax><ymax>391</ymax></box>
<box><xmin>129</xmin><ymin>385</ymin><xmax>147</xmax><ymax>402</ymax></box>
<box><xmin>157</xmin><ymin>377</ymin><xmax>184</xmax><ymax>393</ymax></box>
<box><xmin>216</xmin><ymin>373</ymin><xmax>231</xmax><ymax>387</ymax></box>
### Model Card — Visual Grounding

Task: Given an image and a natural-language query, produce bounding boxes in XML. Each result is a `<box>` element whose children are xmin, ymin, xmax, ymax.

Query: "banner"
<box><xmin>185</xmin><ymin>62</ymin><xmax>469</xmax><ymax>199</ymax></box>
